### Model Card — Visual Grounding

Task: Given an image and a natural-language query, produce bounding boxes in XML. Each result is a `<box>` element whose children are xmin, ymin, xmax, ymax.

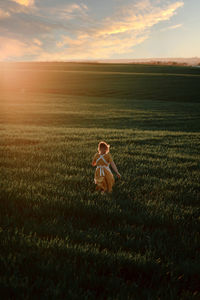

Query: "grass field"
<box><xmin>0</xmin><ymin>63</ymin><xmax>200</xmax><ymax>299</ymax></box>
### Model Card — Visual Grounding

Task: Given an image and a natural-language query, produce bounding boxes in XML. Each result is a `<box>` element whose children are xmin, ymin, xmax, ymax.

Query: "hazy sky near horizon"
<box><xmin>0</xmin><ymin>0</ymin><xmax>199</xmax><ymax>61</ymax></box>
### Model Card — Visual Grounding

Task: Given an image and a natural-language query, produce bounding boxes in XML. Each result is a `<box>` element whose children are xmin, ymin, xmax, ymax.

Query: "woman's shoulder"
<box><xmin>105</xmin><ymin>152</ymin><xmax>113</xmax><ymax>161</ymax></box>
<box><xmin>93</xmin><ymin>152</ymin><xmax>99</xmax><ymax>159</ymax></box>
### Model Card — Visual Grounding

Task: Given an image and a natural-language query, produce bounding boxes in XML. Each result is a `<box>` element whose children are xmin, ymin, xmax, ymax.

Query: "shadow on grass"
<box><xmin>1</xmin><ymin>185</ymin><xmax>199</xmax><ymax>298</ymax></box>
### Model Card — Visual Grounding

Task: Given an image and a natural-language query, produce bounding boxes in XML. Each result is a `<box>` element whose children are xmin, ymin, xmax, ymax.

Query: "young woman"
<box><xmin>92</xmin><ymin>141</ymin><xmax>121</xmax><ymax>194</ymax></box>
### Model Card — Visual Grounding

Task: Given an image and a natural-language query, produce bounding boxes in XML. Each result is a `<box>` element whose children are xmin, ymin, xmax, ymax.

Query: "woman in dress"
<box><xmin>92</xmin><ymin>141</ymin><xmax>121</xmax><ymax>194</ymax></box>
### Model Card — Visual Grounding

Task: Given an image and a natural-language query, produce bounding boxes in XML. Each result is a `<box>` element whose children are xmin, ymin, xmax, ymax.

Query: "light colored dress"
<box><xmin>92</xmin><ymin>152</ymin><xmax>115</xmax><ymax>192</ymax></box>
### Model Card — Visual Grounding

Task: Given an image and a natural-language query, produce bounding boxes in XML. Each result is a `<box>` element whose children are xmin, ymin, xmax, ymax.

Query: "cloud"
<box><xmin>0</xmin><ymin>0</ymin><xmax>185</xmax><ymax>61</ymax></box>
<box><xmin>170</xmin><ymin>23</ymin><xmax>183</xmax><ymax>29</ymax></box>
<box><xmin>51</xmin><ymin>0</ymin><xmax>184</xmax><ymax>60</ymax></box>
<box><xmin>11</xmin><ymin>0</ymin><xmax>34</xmax><ymax>7</ymax></box>
<box><xmin>63</xmin><ymin>3</ymin><xmax>88</xmax><ymax>19</ymax></box>
<box><xmin>63</xmin><ymin>3</ymin><xmax>87</xmax><ymax>14</ymax></box>
<box><xmin>160</xmin><ymin>23</ymin><xmax>183</xmax><ymax>31</ymax></box>
<box><xmin>33</xmin><ymin>38</ymin><xmax>42</xmax><ymax>46</ymax></box>
<box><xmin>0</xmin><ymin>0</ymin><xmax>36</xmax><ymax>16</ymax></box>
<box><xmin>96</xmin><ymin>1</ymin><xmax>184</xmax><ymax>36</ymax></box>
<box><xmin>0</xmin><ymin>36</ymin><xmax>41</xmax><ymax>60</ymax></box>
<box><xmin>50</xmin><ymin>32</ymin><xmax>148</xmax><ymax>61</ymax></box>
<box><xmin>36</xmin><ymin>2</ymin><xmax>89</xmax><ymax>22</ymax></box>
<box><xmin>0</xmin><ymin>8</ymin><xmax>10</xmax><ymax>18</ymax></box>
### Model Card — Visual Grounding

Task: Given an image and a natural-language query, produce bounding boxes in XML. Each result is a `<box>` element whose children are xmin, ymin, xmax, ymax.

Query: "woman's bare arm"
<box><xmin>110</xmin><ymin>161</ymin><xmax>121</xmax><ymax>178</ymax></box>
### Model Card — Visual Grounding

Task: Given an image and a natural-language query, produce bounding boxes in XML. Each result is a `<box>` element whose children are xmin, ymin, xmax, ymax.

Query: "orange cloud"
<box><xmin>52</xmin><ymin>1</ymin><xmax>184</xmax><ymax>60</ymax></box>
<box><xmin>97</xmin><ymin>1</ymin><xmax>184</xmax><ymax>37</ymax></box>
<box><xmin>161</xmin><ymin>23</ymin><xmax>183</xmax><ymax>31</ymax></box>
<box><xmin>55</xmin><ymin>2</ymin><xmax>88</xmax><ymax>20</ymax></box>
<box><xmin>33</xmin><ymin>39</ymin><xmax>42</xmax><ymax>46</ymax></box>
<box><xmin>11</xmin><ymin>0</ymin><xmax>34</xmax><ymax>7</ymax></box>
<box><xmin>0</xmin><ymin>8</ymin><xmax>10</xmax><ymax>18</ymax></box>
<box><xmin>63</xmin><ymin>4</ymin><xmax>85</xmax><ymax>13</ymax></box>
<box><xmin>38</xmin><ymin>33</ymin><xmax>148</xmax><ymax>61</ymax></box>
<box><xmin>170</xmin><ymin>23</ymin><xmax>183</xmax><ymax>29</ymax></box>
<box><xmin>0</xmin><ymin>37</ymin><xmax>40</xmax><ymax>60</ymax></box>
<box><xmin>0</xmin><ymin>0</ymin><xmax>185</xmax><ymax>61</ymax></box>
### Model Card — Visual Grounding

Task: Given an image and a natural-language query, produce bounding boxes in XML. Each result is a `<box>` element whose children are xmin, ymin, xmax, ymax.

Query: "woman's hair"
<box><xmin>98</xmin><ymin>141</ymin><xmax>110</xmax><ymax>154</ymax></box>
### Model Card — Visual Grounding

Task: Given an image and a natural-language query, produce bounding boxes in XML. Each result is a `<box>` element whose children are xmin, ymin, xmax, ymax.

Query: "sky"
<box><xmin>0</xmin><ymin>0</ymin><xmax>199</xmax><ymax>61</ymax></box>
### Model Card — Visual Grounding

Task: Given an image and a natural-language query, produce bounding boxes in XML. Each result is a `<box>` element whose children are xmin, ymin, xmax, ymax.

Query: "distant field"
<box><xmin>1</xmin><ymin>62</ymin><xmax>200</xmax><ymax>102</ymax></box>
<box><xmin>0</xmin><ymin>63</ymin><xmax>200</xmax><ymax>299</ymax></box>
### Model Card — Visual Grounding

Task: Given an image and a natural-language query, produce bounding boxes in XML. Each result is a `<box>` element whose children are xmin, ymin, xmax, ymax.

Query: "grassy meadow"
<box><xmin>0</xmin><ymin>63</ymin><xmax>200</xmax><ymax>299</ymax></box>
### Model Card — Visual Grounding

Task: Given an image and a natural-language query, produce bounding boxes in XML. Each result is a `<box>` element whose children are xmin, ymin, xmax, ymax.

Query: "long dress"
<box><xmin>92</xmin><ymin>152</ymin><xmax>115</xmax><ymax>192</ymax></box>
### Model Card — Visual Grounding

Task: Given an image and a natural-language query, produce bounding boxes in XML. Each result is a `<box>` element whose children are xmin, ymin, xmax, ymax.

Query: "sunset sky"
<box><xmin>0</xmin><ymin>0</ymin><xmax>199</xmax><ymax>61</ymax></box>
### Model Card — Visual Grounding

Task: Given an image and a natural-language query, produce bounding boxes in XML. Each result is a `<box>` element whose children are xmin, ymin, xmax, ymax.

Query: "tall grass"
<box><xmin>0</xmin><ymin>63</ymin><xmax>200</xmax><ymax>299</ymax></box>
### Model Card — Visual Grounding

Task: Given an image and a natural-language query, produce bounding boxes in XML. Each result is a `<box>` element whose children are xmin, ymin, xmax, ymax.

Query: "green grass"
<box><xmin>0</xmin><ymin>63</ymin><xmax>200</xmax><ymax>299</ymax></box>
<box><xmin>1</xmin><ymin>62</ymin><xmax>200</xmax><ymax>103</ymax></box>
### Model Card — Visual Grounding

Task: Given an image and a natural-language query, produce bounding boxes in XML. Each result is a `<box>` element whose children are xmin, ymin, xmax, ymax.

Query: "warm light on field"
<box><xmin>0</xmin><ymin>63</ymin><xmax>47</xmax><ymax>95</ymax></box>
